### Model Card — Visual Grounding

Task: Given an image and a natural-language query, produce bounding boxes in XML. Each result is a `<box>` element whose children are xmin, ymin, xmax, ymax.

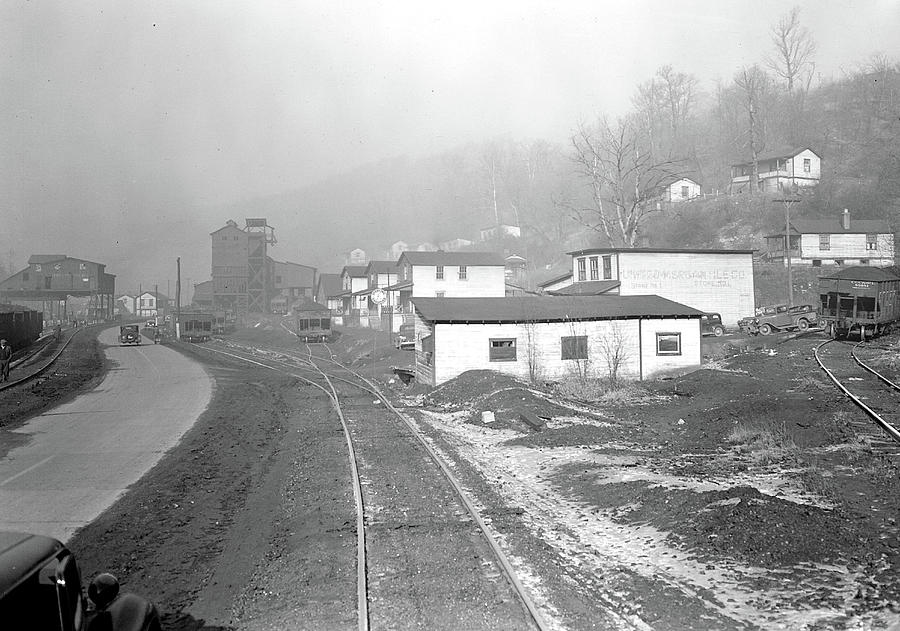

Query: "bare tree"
<box><xmin>564</xmin><ymin>116</ymin><xmax>681</xmax><ymax>246</ymax></box>
<box><xmin>734</xmin><ymin>65</ymin><xmax>773</xmax><ymax>195</ymax></box>
<box><xmin>595</xmin><ymin>322</ymin><xmax>630</xmax><ymax>388</ymax></box>
<box><xmin>767</xmin><ymin>7</ymin><xmax>816</xmax><ymax>94</ymax></box>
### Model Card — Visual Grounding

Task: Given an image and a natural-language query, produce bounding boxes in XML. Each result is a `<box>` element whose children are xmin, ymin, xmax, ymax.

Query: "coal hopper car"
<box><xmin>294</xmin><ymin>302</ymin><xmax>332</xmax><ymax>342</ymax></box>
<box><xmin>818</xmin><ymin>266</ymin><xmax>900</xmax><ymax>339</ymax></box>
<box><xmin>0</xmin><ymin>304</ymin><xmax>43</xmax><ymax>350</ymax></box>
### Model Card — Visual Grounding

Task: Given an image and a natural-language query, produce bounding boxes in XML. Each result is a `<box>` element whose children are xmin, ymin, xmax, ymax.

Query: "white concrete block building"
<box><xmin>549</xmin><ymin>248</ymin><xmax>755</xmax><ymax>326</ymax></box>
<box><xmin>411</xmin><ymin>295</ymin><xmax>703</xmax><ymax>387</ymax></box>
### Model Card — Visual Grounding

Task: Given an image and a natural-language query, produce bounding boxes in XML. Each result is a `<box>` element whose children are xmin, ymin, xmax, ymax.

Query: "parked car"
<box><xmin>394</xmin><ymin>323</ymin><xmax>415</xmax><ymax>350</ymax></box>
<box><xmin>700</xmin><ymin>312</ymin><xmax>725</xmax><ymax>337</ymax></box>
<box><xmin>0</xmin><ymin>530</ymin><xmax>160</xmax><ymax>630</ymax></box>
<box><xmin>738</xmin><ymin>303</ymin><xmax>819</xmax><ymax>336</ymax></box>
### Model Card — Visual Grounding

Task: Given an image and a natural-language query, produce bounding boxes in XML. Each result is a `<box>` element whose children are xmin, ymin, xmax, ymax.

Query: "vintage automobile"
<box><xmin>738</xmin><ymin>303</ymin><xmax>819</xmax><ymax>336</ymax></box>
<box><xmin>0</xmin><ymin>531</ymin><xmax>160</xmax><ymax>630</ymax></box>
<box><xmin>700</xmin><ymin>312</ymin><xmax>725</xmax><ymax>337</ymax></box>
<box><xmin>118</xmin><ymin>325</ymin><xmax>141</xmax><ymax>346</ymax></box>
<box><xmin>394</xmin><ymin>322</ymin><xmax>415</xmax><ymax>350</ymax></box>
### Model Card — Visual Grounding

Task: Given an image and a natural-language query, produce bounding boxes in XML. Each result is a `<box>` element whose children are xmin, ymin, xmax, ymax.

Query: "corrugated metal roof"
<box><xmin>820</xmin><ymin>266</ymin><xmax>900</xmax><ymax>282</ymax></box>
<box><xmin>547</xmin><ymin>280</ymin><xmax>620</xmax><ymax>296</ymax></box>
<box><xmin>566</xmin><ymin>247</ymin><xmax>755</xmax><ymax>256</ymax></box>
<box><xmin>412</xmin><ymin>295</ymin><xmax>703</xmax><ymax>323</ymax></box>
<box><xmin>399</xmin><ymin>251</ymin><xmax>505</xmax><ymax>266</ymax></box>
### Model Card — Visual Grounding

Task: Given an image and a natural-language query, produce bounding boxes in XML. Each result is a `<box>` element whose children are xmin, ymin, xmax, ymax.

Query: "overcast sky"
<box><xmin>2</xmin><ymin>0</ymin><xmax>899</xmax><ymax>289</ymax></box>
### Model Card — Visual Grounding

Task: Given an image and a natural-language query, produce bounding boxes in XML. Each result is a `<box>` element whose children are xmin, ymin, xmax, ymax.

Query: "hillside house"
<box><xmin>764</xmin><ymin>209</ymin><xmax>895</xmax><ymax>267</ymax></box>
<box><xmin>438</xmin><ymin>237</ymin><xmax>475</xmax><ymax>251</ymax></box>
<box><xmin>338</xmin><ymin>265</ymin><xmax>369</xmax><ymax>325</ymax></box>
<box><xmin>385</xmin><ymin>251</ymin><xmax>507</xmax><ymax>323</ymax></box>
<box><xmin>410</xmin><ymin>296</ymin><xmax>703</xmax><ymax>386</ymax></box>
<box><xmin>346</xmin><ymin>248</ymin><xmax>367</xmax><ymax>265</ymax></box>
<box><xmin>659</xmin><ymin>176</ymin><xmax>701</xmax><ymax>204</ymax></box>
<box><xmin>545</xmin><ymin>247</ymin><xmax>755</xmax><ymax>326</ymax></box>
<box><xmin>479</xmin><ymin>224</ymin><xmax>521</xmax><ymax>241</ymax></box>
<box><xmin>730</xmin><ymin>147</ymin><xmax>821</xmax><ymax>194</ymax></box>
<box><xmin>355</xmin><ymin>260</ymin><xmax>399</xmax><ymax>330</ymax></box>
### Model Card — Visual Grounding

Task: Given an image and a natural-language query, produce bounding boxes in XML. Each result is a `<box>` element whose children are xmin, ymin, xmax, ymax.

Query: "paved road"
<box><xmin>0</xmin><ymin>328</ymin><xmax>213</xmax><ymax>542</ymax></box>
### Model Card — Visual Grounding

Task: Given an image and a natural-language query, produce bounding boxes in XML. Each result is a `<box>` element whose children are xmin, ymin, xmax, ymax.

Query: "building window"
<box><xmin>812</xmin><ymin>259</ymin><xmax>822</xmax><ymax>267</ymax></box>
<box><xmin>22</xmin><ymin>272</ymin><xmax>28</xmax><ymax>281</ymax></box>
<box><xmin>435</xmin><ymin>291</ymin><xmax>445</xmax><ymax>298</ymax></box>
<box><xmin>458</xmin><ymin>265</ymin><xmax>467</xmax><ymax>280</ymax></box>
<box><xmin>819</xmin><ymin>234</ymin><xmax>830</xmax><ymax>251</ymax></box>
<box><xmin>577</xmin><ymin>258</ymin><xmax>586</xmax><ymax>282</ymax></box>
<box><xmin>589</xmin><ymin>257</ymin><xmax>599</xmax><ymax>281</ymax></box>
<box><xmin>561</xmin><ymin>335</ymin><xmax>588</xmax><ymax>360</ymax></box>
<box><xmin>602</xmin><ymin>256</ymin><xmax>612</xmax><ymax>280</ymax></box>
<box><xmin>680</xmin><ymin>185</ymin><xmax>689</xmax><ymax>198</ymax></box>
<box><xmin>275</xmin><ymin>275</ymin><xmax>282</xmax><ymax>284</ymax></box>
<box><xmin>79</xmin><ymin>263</ymin><xmax>86</xmax><ymax>270</ymax></box>
<box><xmin>489</xmin><ymin>338</ymin><xmax>517</xmax><ymax>362</ymax></box>
<box><xmin>866</xmin><ymin>234</ymin><xmax>878</xmax><ymax>250</ymax></box>
<box><xmin>803</xmin><ymin>158</ymin><xmax>811</xmax><ymax>173</ymax></box>
<box><xmin>35</xmin><ymin>264</ymin><xmax>41</xmax><ymax>272</ymax></box>
<box><xmin>656</xmin><ymin>332</ymin><xmax>681</xmax><ymax>355</ymax></box>
<box><xmin>436</xmin><ymin>265</ymin><xmax>444</xmax><ymax>280</ymax></box>
<box><xmin>860</xmin><ymin>259</ymin><xmax>869</xmax><ymax>265</ymax></box>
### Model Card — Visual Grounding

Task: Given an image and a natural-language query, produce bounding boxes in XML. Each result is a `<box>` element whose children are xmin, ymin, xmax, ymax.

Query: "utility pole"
<box><xmin>774</xmin><ymin>197</ymin><xmax>801</xmax><ymax>305</ymax></box>
<box><xmin>176</xmin><ymin>257</ymin><xmax>182</xmax><ymax>340</ymax></box>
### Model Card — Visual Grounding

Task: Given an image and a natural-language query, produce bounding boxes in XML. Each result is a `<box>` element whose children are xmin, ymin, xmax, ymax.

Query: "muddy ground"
<box><xmin>2</xmin><ymin>323</ymin><xmax>899</xmax><ymax>629</ymax></box>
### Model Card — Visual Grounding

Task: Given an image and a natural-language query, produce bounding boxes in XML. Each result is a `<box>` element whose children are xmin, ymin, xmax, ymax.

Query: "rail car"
<box><xmin>818</xmin><ymin>266</ymin><xmax>900</xmax><ymax>339</ymax></box>
<box><xmin>180</xmin><ymin>312</ymin><xmax>214</xmax><ymax>342</ymax></box>
<box><xmin>0</xmin><ymin>304</ymin><xmax>43</xmax><ymax>350</ymax></box>
<box><xmin>294</xmin><ymin>302</ymin><xmax>332</xmax><ymax>342</ymax></box>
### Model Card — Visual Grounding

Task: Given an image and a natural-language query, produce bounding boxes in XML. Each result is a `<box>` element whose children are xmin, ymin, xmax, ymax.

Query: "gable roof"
<box><xmin>731</xmin><ymin>146</ymin><xmax>819</xmax><ymax>167</ymax></box>
<box><xmin>411</xmin><ymin>295</ymin><xmax>703</xmax><ymax>324</ymax></box>
<box><xmin>547</xmin><ymin>280</ymin><xmax>621</xmax><ymax>296</ymax></box>
<box><xmin>567</xmin><ymin>247</ymin><xmax>755</xmax><ymax>256</ymax></box>
<box><xmin>341</xmin><ymin>265</ymin><xmax>368</xmax><ymax>278</ymax></box>
<box><xmin>316</xmin><ymin>273</ymin><xmax>342</xmax><ymax>297</ymax></box>
<box><xmin>27</xmin><ymin>255</ymin><xmax>68</xmax><ymax>265</ymax></box>
<box><xmin>789</xmin><ymin>218</ymin><xmax>892</xmax><ymax>235</ymax></box>
<box><xmin>365</xmin><ymin>260</ymin><xmax>399</xmax><ymax>274</ymax></box>
<box><xmin>399</xmin><ymin>251</ymin><xmax>505</xmax><ymax>267</ymax></box>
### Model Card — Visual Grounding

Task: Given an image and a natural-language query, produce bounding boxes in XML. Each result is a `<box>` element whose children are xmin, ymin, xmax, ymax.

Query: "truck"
<box><xmin>738</xmin><ymin>303</ymin><xmax>819</xmax><ymax>336</ymax></box>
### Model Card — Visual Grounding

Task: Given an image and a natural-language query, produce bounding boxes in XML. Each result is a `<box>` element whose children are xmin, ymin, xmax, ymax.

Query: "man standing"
<box><xmin>0</xmin><ymin>339</ymin><xmax>12</xmax><ymax>382</ymax></box>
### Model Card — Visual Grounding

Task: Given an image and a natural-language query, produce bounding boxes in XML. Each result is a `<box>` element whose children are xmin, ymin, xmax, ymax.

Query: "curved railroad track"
<box><xmin>192</xmin><ymin>338</ymin><xmax>550</xmax><ymax>631</ymax></box>
<box><xmin>0</xmin><ymin>327</ymin><xmax>81</xmax><ymax>393</ymax></box>
<box><xmin>814</xmin><ymin>338</ymin><xmax>900</xmax><ymax>452</ymax></box>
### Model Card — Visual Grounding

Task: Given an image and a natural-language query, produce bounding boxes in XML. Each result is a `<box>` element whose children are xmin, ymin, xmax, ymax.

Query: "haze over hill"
<box><xmin>2</xmin><ymin>2</ymin><xmax>900</xmax><ymax>292</ymax></box>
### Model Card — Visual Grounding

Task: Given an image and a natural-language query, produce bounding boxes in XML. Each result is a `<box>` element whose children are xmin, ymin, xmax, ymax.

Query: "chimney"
<box><xmin>841</xmin><ymin>208</ymin><xmax>850</xmax><ymax>230</ymax></box>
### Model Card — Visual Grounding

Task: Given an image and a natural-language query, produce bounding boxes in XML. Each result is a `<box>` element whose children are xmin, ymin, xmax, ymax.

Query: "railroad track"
<box><xmin>814</xmin><ymin>338</ymin><xmax>900</xmax><ymax>453</ymax></box>
<box><xmin>193</xmin><ymin>339</ymin><xmax>549</xmax><ymax>630</ymax></box>
<box><xmin>0</xmin><ymin>328</ymin><xmax>80</xmax><ymax>393</ymax></box>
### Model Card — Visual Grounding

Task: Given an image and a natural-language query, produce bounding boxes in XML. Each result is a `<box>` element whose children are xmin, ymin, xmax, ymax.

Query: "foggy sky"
<box><xmin>2</xmin><ymin>0</ymin><xmax>899</xmax><ymax>291</ymax></box>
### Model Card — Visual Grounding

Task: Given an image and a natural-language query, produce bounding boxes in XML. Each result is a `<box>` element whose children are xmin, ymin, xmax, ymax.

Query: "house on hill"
<box><xmin>659</xmin><ymin>176</ymin><xmax>701</xmax><ymax>205</ymax></box>
<box><xmin>730</xmin><ymin>147</ymin><xmax>821</xmax><ymax>194</ymax></box>
<box><xmin>764</xmin><ymin>208</ymin><xmax>895</xmax><ymax>267</ymax></box>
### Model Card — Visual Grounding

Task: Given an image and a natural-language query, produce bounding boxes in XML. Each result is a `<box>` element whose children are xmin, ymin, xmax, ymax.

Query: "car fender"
<box><xmin>102</xmin><ymin>593</ymin><xmax>161</xmax><ymax>631</ymax></box>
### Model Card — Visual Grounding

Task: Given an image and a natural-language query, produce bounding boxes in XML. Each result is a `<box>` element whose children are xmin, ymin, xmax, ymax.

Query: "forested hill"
<box><xmin>225</xmin><ymin>51</ymin><xmax>900</xmax><ymax>276</ymax></box>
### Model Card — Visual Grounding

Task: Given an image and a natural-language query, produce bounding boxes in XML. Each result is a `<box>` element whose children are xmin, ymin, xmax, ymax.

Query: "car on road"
<box><xmin>0</xmin><ymin>530</ymin><xmax>160</xmax><ymax>630</ymax></box>
<box><xmin>738</xmin><ymin>303</ymin><xmax>819</xmax><ymax>336</ymax></box>
<box><xmin>119</xmin><ymin>325</ymin><xmax>141</xmax><ymax>346</ymax></box>
<box><xmin>700</xmin><ymin>312</ymin><xmax>725</xmax><ymax>336</ymax></box>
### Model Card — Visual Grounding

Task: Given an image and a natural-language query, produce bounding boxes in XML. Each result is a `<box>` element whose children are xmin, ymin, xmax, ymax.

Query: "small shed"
<box><xmin>410</xmin><ymin>295</ymin><xmax>703</xmax><ymax>386</ymax></box>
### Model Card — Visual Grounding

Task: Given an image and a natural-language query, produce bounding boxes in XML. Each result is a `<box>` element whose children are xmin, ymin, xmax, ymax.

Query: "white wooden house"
<box><xmin>410</xmin><ymin>295</ymin><xmax>703</xmax><ymax>386</ymax></box>
<box><xmin>354</xmin><ymin>260</ymin><xmax>399</xmax><ymax>330</ymax></box>
<box><xmin>339</xmin><ymin>265</ymin><xmax>369</xmax><ymax>326</ymax></box>
<box><xmin>386</xmin><ymin>251</ymin><xmax>507</xmax><ymax>325</ymax></box>
<box><xmin>136</xmin><ymin>291</ymin><xmax>168</xmax><ymax>320</ymax></box>
<box><xmin>764</xmin><ymin>209</ymin><xmax>895</xmax><ymax>267</ymax></box>
<box><xmin>554</xmin><ymin>248</ymin><xmax>755</xmax><ymax>326</ymax></box>
<box><xmin>730</xmin><ymin>147</ymin><xmax>821</xmax><ymax>194</ymax></box>
<box><xmin>661</xmin><ymin>177</ymin><xmax>701</xmax><ymax>203</ymax></box>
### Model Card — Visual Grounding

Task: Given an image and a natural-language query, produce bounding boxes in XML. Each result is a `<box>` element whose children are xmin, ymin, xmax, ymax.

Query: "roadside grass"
<box><xmin>554</xmin><ymin>378</ymin><xmax>652</xmax><ymax>405</ymax></box>
<box><xmin>726</xmin><ymin>419</ymin><xmax>799</xmax><ymax>465</ymax></box>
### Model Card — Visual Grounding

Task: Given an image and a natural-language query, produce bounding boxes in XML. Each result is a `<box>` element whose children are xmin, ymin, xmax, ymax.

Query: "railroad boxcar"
<box><xmin>180</xmin><ymin>312</ymin><xmax>214</xmax><ymax>342</ymax></box>
<box><xmin>294</xmin><ymin>301</ymin><xmax>332</xmax><ymax>342</ymax></box>
<box><xmin>0</xmin><ymin>304</ymin><xmax>43</xmax><ymax>351</ymax></box>
<box><xmin>818</xmin><ymin>266</ymin><xmax>900</xmax><ymax>339</ymax></box>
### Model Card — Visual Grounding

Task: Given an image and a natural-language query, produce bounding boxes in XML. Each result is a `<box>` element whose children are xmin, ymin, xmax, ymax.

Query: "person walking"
<box><xmin>0</xmin><ymin>339</ymin><xmax>12</xmax><ymax>382</ymax></box>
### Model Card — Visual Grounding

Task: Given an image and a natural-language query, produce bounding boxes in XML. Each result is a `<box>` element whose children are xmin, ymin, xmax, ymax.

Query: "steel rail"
<box><xmin>194</xmin><ymin>344</ymin><xmax>370</xmax><ymax>631</ymax></box>
<box><xmin>814</xmin><ymin>339</ymin><xmax>900</xmax><ymax>443</ymax></box>
<box><xmin>0</xmin><ymin>329</ymin><xmax>81</xmax><ymax>393</ymax></box>
<box><xmin>272</xmin><ymin>342</ymin><xmax>551</xmax><ymax>631</ymax></box>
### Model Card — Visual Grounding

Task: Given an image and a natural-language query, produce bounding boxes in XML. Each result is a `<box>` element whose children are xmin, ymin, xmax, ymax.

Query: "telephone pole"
<box><xmin>774</xmin><ymin>197</ymin><xmax>801</xmax><ymax>305</ymax></box>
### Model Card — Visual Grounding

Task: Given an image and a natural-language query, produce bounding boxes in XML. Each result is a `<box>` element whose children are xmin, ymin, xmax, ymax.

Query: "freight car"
<box><xmin>294</xmin><ymin>301</ymin><xmax>332</xmax><ymax>342</ymax></box>
<box><xmin>180</xmin><ymin>312</ymin><xmax>214</xmax><ymax>342</ymax></box>
<box><xmin>818</xmin><ymin>266</ymin><xmax>900</xmax><ymax>340</ymax></box>
<box><xmin>0</xmin><ymin>304</ymin><xmax>43</xmax><ymax>351</ymax></box>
